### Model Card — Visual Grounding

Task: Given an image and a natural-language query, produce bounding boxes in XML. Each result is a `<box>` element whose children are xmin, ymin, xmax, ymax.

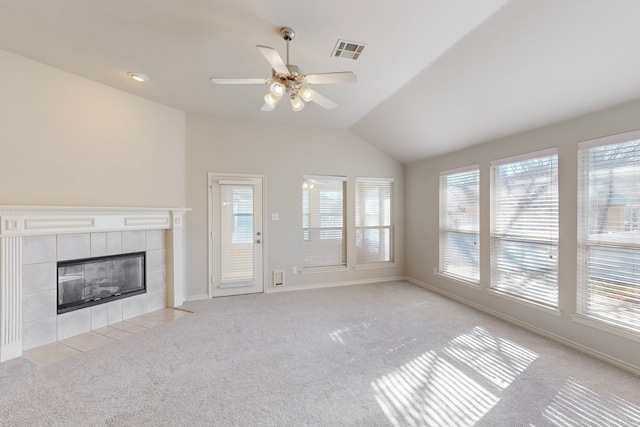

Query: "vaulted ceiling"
<box><xmin>1</xmin><ymin>1</ymin><xmax>640</xmax><ymax>163</ymax></box>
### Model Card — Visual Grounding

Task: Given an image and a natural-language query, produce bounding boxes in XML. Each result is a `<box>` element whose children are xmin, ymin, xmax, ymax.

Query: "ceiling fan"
<box><xmin>210</xmin><ymin>27</ymin><xmax>357</xmax><ymax>112</ymax></box>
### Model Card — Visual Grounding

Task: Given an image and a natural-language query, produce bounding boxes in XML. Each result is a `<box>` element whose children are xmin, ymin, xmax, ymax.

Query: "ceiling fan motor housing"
<box><xmin>280</xmin><ymin>27</ymin><xmax>295</xmax><ymax>41</ymax></box>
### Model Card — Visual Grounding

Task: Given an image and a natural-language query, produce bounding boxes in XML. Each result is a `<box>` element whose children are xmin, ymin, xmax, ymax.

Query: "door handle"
<box><xmin>256</xmin><ymin>239</ymin><xmax>261</xmax><ymax>244</ymax></box>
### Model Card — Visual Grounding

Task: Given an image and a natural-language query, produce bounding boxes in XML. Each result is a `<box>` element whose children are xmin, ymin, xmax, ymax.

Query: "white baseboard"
<box><xmin>406</xmin><ymin>277</ymin><xmax>640</xmax><ymax>377</ymax></box>
<box><xmin>266</xmin><ymin>276</ymin><xmax>406</xmax><ymax>294</ymax></box>
<box><xmin>183</xmin><ymin>294</ymin><xmax>208</xmax><ymax>302</ymax></box>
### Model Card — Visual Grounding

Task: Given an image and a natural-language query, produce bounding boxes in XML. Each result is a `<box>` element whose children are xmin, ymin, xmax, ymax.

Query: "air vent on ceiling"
<box><xmin>332</xmin><ymin>39</ymin><xmax>366</xmax><ymax>60</ymax></box>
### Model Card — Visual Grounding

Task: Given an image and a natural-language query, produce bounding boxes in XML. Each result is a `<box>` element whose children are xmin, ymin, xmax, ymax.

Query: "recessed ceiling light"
<box><xmin>127</xmin><ymin>72</ymin><xmax>149</xmax><ymax>82</ymax></box>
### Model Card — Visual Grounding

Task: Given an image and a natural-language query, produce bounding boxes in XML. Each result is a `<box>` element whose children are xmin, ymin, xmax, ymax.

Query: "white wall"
<box><xmin>0</xmin><ymin>49</ymin><xmax>186</xmax><ymax>207</ymax></box>
<box><xmin>185</xmin><ymin>114</ymin><xmax>405</xmax><ymax>298</ymax></box>
<box><xmin>406</xmin><ymin>98</ymin><xmax>640</xmax><ymax>372</ymax></box>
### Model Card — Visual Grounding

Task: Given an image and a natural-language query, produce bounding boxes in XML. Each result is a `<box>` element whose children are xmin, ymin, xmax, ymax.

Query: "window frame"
<box><xmin>490</xmin><ymin>148</ymin><xmax>559</xmax><ymax>309</ymax></box>
<box><xmin>302</xmin><ymin>175</ymin><xmax>348</xmax><ymax>271</ymax></box>
<box><xmin>439</xmin><ymin>165</ymin><xmax>480</xmax><ymax>284</ymax></box>
<box><xmin>576</xmin><ymin>129</ymin><xmax>640</xmax><ymax>337</ymax></box>
<box><xmin>355</xmin><ymin>177</ymin><xmax>395</xmax><ymax>268</ymax></box>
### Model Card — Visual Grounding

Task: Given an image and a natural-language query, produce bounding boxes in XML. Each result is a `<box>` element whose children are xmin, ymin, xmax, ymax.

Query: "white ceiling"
<box><xmin>1</xmin><ymin>1</ymin><xmax>640</xmax><ymax>163</ymax></box>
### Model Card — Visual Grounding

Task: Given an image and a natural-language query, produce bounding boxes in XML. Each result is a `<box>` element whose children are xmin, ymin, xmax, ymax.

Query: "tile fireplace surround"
<box><xmin>0</xmin><ymin>206</ymin><xmax>189</xmax><ymax>362</ymax></box>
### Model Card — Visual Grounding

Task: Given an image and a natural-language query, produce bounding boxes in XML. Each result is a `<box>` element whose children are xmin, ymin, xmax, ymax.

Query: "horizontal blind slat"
<box><xmin>440</xmin><ymin>168</ymin><xmax>480</xmax><ymax>282</ymax></box>
<box><xmin>356</xmin><ymin>179</ymin><xmax>394</xmax><ymax>264</ymax></box>
<box><xmin>578</xmin><ymin>136</ymin><xmax>640</xmax><ymax>333</ymax></box>
<box><xmin>303</xmin><ymin>177</ymin><xmax>346</xmax><ymax>268</ymax></box>
<box><xmin>491</xmin><ymin>152</ymin><xmax>558</xmax><ymax>307</ymax></box>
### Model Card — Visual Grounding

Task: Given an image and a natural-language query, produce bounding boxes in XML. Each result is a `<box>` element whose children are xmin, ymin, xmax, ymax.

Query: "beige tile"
<box><xmin>108</xmin><ymin>321</ymin><xmax>149</xmax><ymax>334</ymax></box>
<box><xmin>59</xmin><ymin>331</ymin><xmax>116</xmax><ymax>352</ymax></box>
<box><xmin>23</xmin><ymin>342</ymin><xmax>81</xmax><ymax>366</ymax></box>
<box><xmin>93</xmin><ymin>326</ymin><xmax>134</xmax><ymax>341</ymax></box>
<box><xmin>125</xmin><ymin>314</ymin><xmax>171</xmax><ymax>329</ymax></box>
<box><xmin>23</xmin><ymin>308</ymin><xmax>187</xmax><ymax>363</ymax></box>
<box><xmin>149</xmin><ymin>308</ymin><xmax>192</xmax><ymax>320</ymax></box>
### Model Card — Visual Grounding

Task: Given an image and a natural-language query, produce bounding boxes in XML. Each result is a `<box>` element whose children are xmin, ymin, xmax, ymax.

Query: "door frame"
<box><xmin>208</xmin><ymin>172</ymin><xmax>266</xmax><ymax>298</ymax></box>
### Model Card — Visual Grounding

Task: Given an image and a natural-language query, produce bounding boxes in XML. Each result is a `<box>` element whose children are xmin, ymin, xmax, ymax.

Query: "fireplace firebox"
<box><xmin>57</xmin><ymin>252</ymin><xmax>146</xmax><ymax>314</ymax></box>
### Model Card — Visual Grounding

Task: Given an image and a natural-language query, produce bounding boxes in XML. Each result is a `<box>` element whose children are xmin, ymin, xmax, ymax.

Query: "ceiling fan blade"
<box><xmin>256</xmin><ymin>45</ymin><xmax>290</xmax><ymax>76</ymax></box>
<box><xmin>309</xmin><ymin>89</ymin><xmax>337</xmax><ymax>110</ymax></box>
<box><xmin>210</xmin><ymin>78</ymin><xmax>268</xmax><ymax>84</ymax></box>
<box><xmin>304</xmin><ymin>71</ymin><xmax>357</xmax><ymax>84</ymax></box>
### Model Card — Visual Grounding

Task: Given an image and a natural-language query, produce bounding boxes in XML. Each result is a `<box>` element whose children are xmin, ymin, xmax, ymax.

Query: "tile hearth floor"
<box><xmin>22</xmin><ymin>308</ymin><xmax>191</xmax><ymax>366</ymax></box>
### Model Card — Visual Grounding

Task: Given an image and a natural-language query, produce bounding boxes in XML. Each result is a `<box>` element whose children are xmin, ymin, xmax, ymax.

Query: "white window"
<box><xmin>490</xmin><ymin>149</ymin><xmax>558</xmax><ymax>307</ymax></box>
<box><xmin>439</xmin><ymin>166</ymin><xmax>480</xmax><ymax>282</ymax></box>
<box><xmin>302</xmin><ymin>176</ymin><xmax>347</xmax><ymax>269</ymax></box>
<box><xmin>577</xmin><ymin>131</ymin><xmax>640</xmax><ymax>333</ymax></box>
<box><xmin>355</xmin><ymin>178</ymin><xmax>394</xmax><ymax>265</ymax></box>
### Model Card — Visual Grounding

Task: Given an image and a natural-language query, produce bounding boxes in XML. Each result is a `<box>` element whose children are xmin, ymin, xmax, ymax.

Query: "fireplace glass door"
<box><xmin>57</xmin><ymin>252</ymin><xmax>146</xmax><ymax>313</ymax></box>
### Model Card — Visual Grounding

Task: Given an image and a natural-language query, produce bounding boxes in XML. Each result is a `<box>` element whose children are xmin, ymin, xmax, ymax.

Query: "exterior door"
<box><xmin>209</xmin><ymin>174</ymin><xmax>264</xmax><ymax>297</ymax></box>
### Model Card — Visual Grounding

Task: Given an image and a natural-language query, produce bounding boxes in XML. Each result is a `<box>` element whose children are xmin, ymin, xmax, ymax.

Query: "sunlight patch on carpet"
<box><xmin>442</xmin><ymin>326</ymin><xmax>538</xmax><ymax>389</ymax></box>
<box><xmin>543</xmin><ymin>377</ymin><xmax>640</xmax><ymax>426</ymax></box>
<box><xmin>372</xmin><ymin>351</ymin><xmax>499</xmax><ymax>427</ymax></box>
<box><xmin>372</xmin><ymin>327</ymin><xmax>539</xmax><ymax>426</ymax></box>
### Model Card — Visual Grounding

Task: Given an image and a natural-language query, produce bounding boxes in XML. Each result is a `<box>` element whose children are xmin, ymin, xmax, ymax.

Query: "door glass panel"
<box><xmin>221</xmin><ymin>184</ymin><xmax>254</xmax><ymax>285</ymax></box>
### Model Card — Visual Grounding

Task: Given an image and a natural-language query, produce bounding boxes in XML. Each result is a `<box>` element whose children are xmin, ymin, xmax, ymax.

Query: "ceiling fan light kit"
<box><xmin>290</xmin><ymin>94</ymin><xmax>304</xmax><ymax>112</ymax></box>
<box><xmin>211</xmin><ymin>27</ymin><xmax>357</xmax><ymax>112</ymax></box>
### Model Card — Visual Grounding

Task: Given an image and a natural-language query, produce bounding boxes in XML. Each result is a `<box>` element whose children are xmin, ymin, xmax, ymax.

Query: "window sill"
<box><xmin>435</xmin><ymin>272</ymin><xmax>480</xmax><ymax>290</ymax></box>
<box><xmin>488</xmin><ymin>289</ymin><xmax>561</xmax><ymax>317</ymax></box>
<box><xmin>354</xmin><ymin>262</ymin><xmax>395</xmax><ymax>271</ymax></box>
<box><xmin>572</xmin><ymin>314</ymin><xmax>640</xmax><ymax>343</ymax></box>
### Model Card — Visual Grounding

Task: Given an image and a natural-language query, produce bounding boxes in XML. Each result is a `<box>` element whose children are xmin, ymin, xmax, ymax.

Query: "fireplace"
<box><xmin>0</xmin><ymin>205</ymin><xmax>189</xmax><ymax>362</ymax></box>
<box><xmin>57</xmin><ymin>252</ymin><xmax>146</xmax><ymax>314</ymax></box>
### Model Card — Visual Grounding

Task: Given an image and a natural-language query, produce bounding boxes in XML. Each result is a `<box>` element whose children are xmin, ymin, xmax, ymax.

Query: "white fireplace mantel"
<box><xmin>0</xmin><ymin>206</ymin><xmax>190</xmax><ymax>362</ymax></box>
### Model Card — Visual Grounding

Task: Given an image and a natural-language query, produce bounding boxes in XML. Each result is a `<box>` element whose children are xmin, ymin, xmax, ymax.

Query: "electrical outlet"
<box><xmin>291</xmin><ymin>267</ymin><xmax>298</xmax><ymax>275</ymax></box>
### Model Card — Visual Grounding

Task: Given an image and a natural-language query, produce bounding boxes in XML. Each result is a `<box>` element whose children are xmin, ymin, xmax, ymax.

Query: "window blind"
<box><xmin>220</xmin><ymin>183</ymin><xmax>254</xmax><ymax>285</ymax></box>
<box><xmin>490</xmin><ymin>149</ymin><xmax>558</xmax><ymax>306</ymax></box>
<box><xmin>578</xmin><ymin>133</ymin><xmax>640</xmax><ymax>333</ymax></box>
<box><xmin>302</xmin><ymin>176</ymin><xmax>347</xmax><ymax>268</ymax></box>
<box><xmin>439</xmin><ymin>166</ymin><xmax>480</xmax><ymax>282</ymax></box>
<box><xmin>355</xmin><ymin>178</ymin><xmax>394</xmax><ymax>265</ymax></box>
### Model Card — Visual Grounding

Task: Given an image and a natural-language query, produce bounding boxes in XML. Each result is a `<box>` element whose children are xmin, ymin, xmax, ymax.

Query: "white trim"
<box><xmin>184</xmin><ymin>294</ymin><xmax>209</xmax><ymax>302</ymax></box>
<box><xmin>490</xmin><ymin>147</ymin><xmax>558</xmax><ymax>167</ymax></box>
<box><xmin>209</xmin><ymin>172</ymin><xmax>265</xmax><ymax>186</ymax></box>
<box><xmin>303</xmin><ymin>174</ymin><xmax>347</xmax><ymax>182</ymax></box>
<box><xmin>406</xmin><ymin>277</ymin><xmax>640</xmax><ymax>376</ymax></box>
<box><xmin>218</xmin><ymin>180</ymin><xmax>256</xmax><ymax>186</ymax></box>
<box><xmin>440</xmin><ymin>164</ymin><xmax>480</xmax><ymax>176</ymax></box>
<box><xmin>0</xmin><ymin>206</ymin><xmax>189</xmax><ymax>237</ymax></box>
<box><xmin>266</xmin><ymin>276</ymin><xmax>406</xmax><ymax>293</ymax></box>
<box><xmin>355</xmin><ymin>177</ymin><xmax>395</xmax><ymax>183</ymax></box>
<box><xmin>577</xmin><ymin>128</ymin><xmax>640</xmax><ymax>149</ymax></box>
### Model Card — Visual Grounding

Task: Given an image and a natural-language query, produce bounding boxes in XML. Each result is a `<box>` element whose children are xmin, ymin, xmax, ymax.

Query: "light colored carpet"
<box><xmin>1</xmin><ymin>280</ymin><xmax>639</xmax><ymax>426</ymax></box>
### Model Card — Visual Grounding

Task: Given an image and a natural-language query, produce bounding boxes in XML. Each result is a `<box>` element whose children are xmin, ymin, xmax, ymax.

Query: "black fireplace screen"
<box><xmin>57</xmin><ymin>252</ymin><xmax>146</xmax><ymax>314</ymax></box>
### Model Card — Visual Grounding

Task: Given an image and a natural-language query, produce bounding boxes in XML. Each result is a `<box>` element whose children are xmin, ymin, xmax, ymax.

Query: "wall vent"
<box><xmin>273</xmin><ymin>270</ymin><xmax>284</xmax><ymax>286</ymax></box>
<box><xmin>332</xmin><ymin>39</ymin><xmax>366</xmax><ymax>60</ymax></box>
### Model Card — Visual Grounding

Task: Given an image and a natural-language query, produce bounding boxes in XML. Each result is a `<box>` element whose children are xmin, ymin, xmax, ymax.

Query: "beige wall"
<box><xmin>185</xmin><ymin>114</ymin><xmax>405</xmax><ymax>298</ymax></box>
<box><xmin>0</xmin><ymin>49</ymin><xmax>186</xmax><ymax>207</ymax></box>
<box><xmin>405</xmin><ymin>98</ymin><xmax>640</xmax><ymax>371</ymax></box>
